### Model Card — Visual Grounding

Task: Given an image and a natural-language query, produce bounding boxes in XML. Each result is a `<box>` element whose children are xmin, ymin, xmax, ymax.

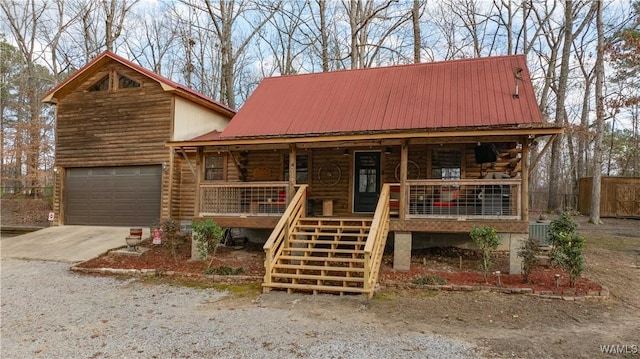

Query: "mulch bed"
<box><xmin>76</xmin><ymin>240</ymin><xmax>603</xmax><ymax>296</ymax></box>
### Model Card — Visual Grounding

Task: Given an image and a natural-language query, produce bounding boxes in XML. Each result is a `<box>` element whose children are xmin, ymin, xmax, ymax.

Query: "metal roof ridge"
<box><xmin>263</xmin><ymin>54</ymin><xmax>527</xmax><ymax>81</ymax></box>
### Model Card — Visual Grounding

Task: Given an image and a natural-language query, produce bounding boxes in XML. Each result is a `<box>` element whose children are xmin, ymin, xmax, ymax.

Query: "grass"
<box><xmin>584</xmin><ymin>232</ymin><xmax>639</xmax><ymax>252</ymax></box>
<box><xmin>211</xmin><ymin>282</ymin><xmax>262</xmax><ymax>297</ymax></box>
<box><xmin>138</xmin><ymin>275</ymin><xmax>261</xmax><ymax>297</ymax></box>
<box><xmin>205</xmin><ymin>265</ymin><xmax>245</xmax><ymax>275</ymax></box>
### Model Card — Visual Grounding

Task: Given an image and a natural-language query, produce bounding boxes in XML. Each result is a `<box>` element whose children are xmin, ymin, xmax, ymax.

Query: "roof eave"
<box><xmin>168</xmin><ymin>126</ymin><xmax>564</xmax><ymax>148</ymax></box>
<box><xmin>41</xmin><ymin>51</ymin><xmax>236</xmax><ymax>117</ymax></box>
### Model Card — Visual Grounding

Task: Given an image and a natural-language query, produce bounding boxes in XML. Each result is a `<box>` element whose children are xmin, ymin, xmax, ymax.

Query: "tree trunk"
<box><xmin>318</xmin><ymin>0</ymin><xmax>329</xmax><ymax>72</ymax></box>
<box><xmin>547</xmin><ymin>0</ymin><xmax>574</xmax><ymax>212</ymax></box>
<box><xmin>412</xmin><ymin>0</ymin><xmax>421</xmax><ymax>63</ymax></box>
<box><xmin>589</xmin><ymin>0</ymin><xmax>604</xmax><ymax>225</ymax></box>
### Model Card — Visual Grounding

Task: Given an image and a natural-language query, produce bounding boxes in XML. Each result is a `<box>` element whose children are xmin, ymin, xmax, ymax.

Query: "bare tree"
<box><xmin>258</xmin><ymin>1</ymin><xmax>310</xmax><ymax>76</ymax></box>
<box><xmin>179</xmin><ymin>0</ymin><xmax>279</xmax><ymax>109</ymax></box>
<box><xmin>123</xmin><ymin>4</ymin><xmax>178</xmax><ymax>75</ymax></box>
<box><xmin>589</xmin><ymin>0</ymin><xmax>605</xmax><ymax>224</ymax></box>
<box><xmin>446</xmin><ymin>0</ymin><xmax>494</xmax><ymax>57</ymax></box>
<box><xmin>411</xmin><ymin>0</ymin><xmax>423</xmax><ymax>62</ymax></box>
<box><xmin>344</xmin><ymin>0</ymin><xmax>411</xmax><ymax>69</ymax></box>
<box><xmin>103</xmin><ymin>0</ymin><xmax>138</xmax><ymax>52</ymax></box>
<box><xmin>547</xmin><ymin>0</ymin><xmax>595</xmax><ymax>212</ymax></box>
<box><xmin>1</xmin><ymin>0</ymin><xmax>53</xmax><ymax>196</ymax></box>
<box><xmin>39</xmin><ymin>0</ymin><xmax>82</xmax><ymax>82</ymax></box>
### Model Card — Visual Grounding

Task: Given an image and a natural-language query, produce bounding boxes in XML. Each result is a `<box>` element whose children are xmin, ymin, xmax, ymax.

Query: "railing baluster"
<box><xmin>199</xmin><ymin>181</ymin><xmax>289</xmax><ymax>216</ymax></box>
<box><xmin>405</xmin><ymin>179</ymin><xmax>522</xmax><ymax>220</ymax></box>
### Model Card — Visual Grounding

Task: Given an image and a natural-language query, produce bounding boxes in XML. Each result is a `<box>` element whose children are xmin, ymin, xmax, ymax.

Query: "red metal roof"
<box><xmin>220</xmin><ymin>55</ymin><xmax>542</xmax><ymax>139</ymax></box>
<box><xmin>190</xmin><ymin>130</ymin><xmax>221</xmax><ymax>141</ymax></box>
<box><xmin>42</xmin><ymin>51</ymin><xmax>235</xmax><ymax>117</ymax></box>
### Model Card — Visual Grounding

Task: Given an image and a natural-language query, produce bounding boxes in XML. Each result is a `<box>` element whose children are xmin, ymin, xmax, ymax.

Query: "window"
<box><xmin>88</xmin><ymin>72</ymin><xmax>141</xmax><ymax>92</ymax></box>
<box><xmin>283</xmin><ymin>154</ymin><xmax>308</xmax><ymax>184</ymax></box>
<box><xmin>88</xmin><ymin>75</ymin><xmax>110</xmax><ymax>92</ymax></box>
<box><xmin>118</xmin><ymin>74</ymin><xmax>140</xmax><ymax>89</ymax></box>
<box><xmin>431</xmin><ymin>147</ymin><xmax>461</xmax><ymax>180</ymax></box>
<box><xmin>204</xmin><ymin>155</ymin><xmax>225</xmax><ymax>181</ymax></box>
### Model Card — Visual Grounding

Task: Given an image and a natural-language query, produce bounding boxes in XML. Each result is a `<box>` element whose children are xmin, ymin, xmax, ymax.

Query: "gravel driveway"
<box><xmin>1</xmin><ymin>259</ymin><xmax>475</xmax><ymax>358</ymax></box>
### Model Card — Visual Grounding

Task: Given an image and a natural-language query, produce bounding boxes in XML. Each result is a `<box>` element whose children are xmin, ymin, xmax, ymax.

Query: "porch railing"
<box><xmin>363</xmin><ymin>183</ymin><xmax>391</xmax><ymax>297</ymax></box>
<box><xmin>263</xmin><ymin>185</ymin><xmax>308</xmax><ymax>291</ymax></box>
<box><xmin>405</xmin><ymin>179</ymin><xmax>522</xmax><ymax>220</ymax></box>
<box><xmin>199</xmin><ymin>181</ymin><xmax>289</xmax><ymax>216</ymax></box>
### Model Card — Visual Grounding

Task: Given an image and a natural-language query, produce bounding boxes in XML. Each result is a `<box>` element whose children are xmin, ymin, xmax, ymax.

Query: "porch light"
<box><xmin>343</xmin><ymin>149</ymin><xmax>349</xmax><ymax>156</ymax></box>
<box><xmin>385</xmin><ymin>147</ymin><xmax>392</xmax><ymax>155</ymax></box>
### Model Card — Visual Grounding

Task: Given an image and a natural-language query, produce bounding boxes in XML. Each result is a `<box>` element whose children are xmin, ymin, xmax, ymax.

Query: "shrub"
<box><xmin>548</xmin><ymin>212</ymin><xmax>585</xmax><ymax>287</ymax></box>
<box><xmin>159</xmin><ymin>218</ymin><xmax>186</xmax><ymax>263</ymax></box>
<box><xmin>518</xmin><ymin>236</ymin><xmax>540</xmax><ymax>283</ymax></box>
<box><xmin>470</xmin><ymin>225</ymin><xmax>501</xmax><ymax>283</ymax></box>
<box><xmin>205</xmin><ymin>265</ymin><xmax>244</xmax><ymax>276</ymax></box>
<box><xmin>192</xmin><ymin>219</ymin><xmax>225</xmax><ymax>270</ymax></box>
<box><xmin>411</xmin><ymin>274</ymin><xmax>447</xmax><ymax>286</ymax></box>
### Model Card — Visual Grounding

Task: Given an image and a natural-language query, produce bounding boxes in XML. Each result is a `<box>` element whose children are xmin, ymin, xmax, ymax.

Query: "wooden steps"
<box><xmin>263</xmin><ymin>216</ymin><xmax>374</xmax><ymax>295</ymax></box>
<box><xmin>263</xmin><ymin>282</ymin><xmax>369</xmax><ymax>294</ymax></box>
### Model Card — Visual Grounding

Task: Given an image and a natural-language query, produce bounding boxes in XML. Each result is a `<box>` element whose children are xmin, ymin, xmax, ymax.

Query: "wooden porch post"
<box><xmin>194</xmin><ymin>147</ymin><xmax>203</xmax><ymax>218</ymax></box>
<box><xmin>399</xmin><ymin>140</ymin><xmax>409</xmax><ymax>220</ymax></box>
<box><xmin>521</xmin><ymin>137</ymin><xmax>529</xmax><ymax>222</ymax></box>
<box><xmin>167</xmin><ymin>148</ymin><xmax>175</xmax><ymax>219</ymax></box>
<box><xmin>288</xmin><ymin>144</ymin><xmax>297</xmax><ymax>203</ymax></box>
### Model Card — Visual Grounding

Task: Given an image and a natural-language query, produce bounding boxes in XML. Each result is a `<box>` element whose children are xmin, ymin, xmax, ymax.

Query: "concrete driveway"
<box><xmin>0</xmin><ymin>226</ymin><xmax>147</xmax><ymax>263</ymax></box>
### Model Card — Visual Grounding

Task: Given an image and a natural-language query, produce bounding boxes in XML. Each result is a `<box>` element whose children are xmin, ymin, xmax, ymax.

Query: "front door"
<box><xmin>353</xmin><ymin>152</ymin><xmax>381</xmax><ymax>213</ymax></box>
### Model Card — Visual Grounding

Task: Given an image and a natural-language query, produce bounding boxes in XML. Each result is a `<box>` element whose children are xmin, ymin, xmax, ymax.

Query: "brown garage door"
<box><xmin>65</xmin><ymin>166</ymin><xmax>162</xmax><ymax>226</ymax></box>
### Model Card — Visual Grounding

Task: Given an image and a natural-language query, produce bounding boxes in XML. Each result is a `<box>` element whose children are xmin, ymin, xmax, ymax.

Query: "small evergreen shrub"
<box><xmin>548</xmin><ymin>212</ymin><xmax>585</xmax><ymax>287</ymax></box>
<box><xmin>192</xmin><ymin>219</ymin><xmax>225</xmax><ymax>270</ymax></box>
<box><xmin>518</xmin><ymin>236</ymin><xmax>540</xmax><ymax>283</ymax></box>
<box><xmin>470</xmin><ymin>225</ymin><xmax>501</xmax><ymax>283</ymax></box>
<box><xmin>411</xmin><ymin>274</ymin><xmax>447</xmax><ymax>286</ymax></box>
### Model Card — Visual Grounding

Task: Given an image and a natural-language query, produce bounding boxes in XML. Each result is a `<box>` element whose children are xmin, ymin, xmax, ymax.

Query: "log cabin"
<box><xmin>42</xmin><ymin>51</ymin><xmax>235</xmax><ymax>227</ymax></box>
<box><xmin>167</xmin><ymin>55</ymin><xmax>563</xmax><ymax>297</ymax></box>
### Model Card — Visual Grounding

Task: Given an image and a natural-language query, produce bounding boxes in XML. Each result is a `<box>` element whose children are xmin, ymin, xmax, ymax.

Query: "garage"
<box><xmin>65</xmin><ymin>166</ymin><xmax>162</xmax><ymax>226</ymax></box>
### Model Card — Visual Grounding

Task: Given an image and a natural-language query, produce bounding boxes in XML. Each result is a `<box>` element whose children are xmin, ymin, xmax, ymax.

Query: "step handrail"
<box><xmin>363</xmin><ymin>183</ymin><xmax>391</xmax><ymax>298</ymax></box>
<box><xmin>263</xmin><ymin>184</ymin><xmax>308</xmax><ymax>291</ymax></box>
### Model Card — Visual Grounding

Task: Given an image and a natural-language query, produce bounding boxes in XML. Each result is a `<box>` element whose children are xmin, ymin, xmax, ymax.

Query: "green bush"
<box><xmin>518</xmin><ymin>236</ymin><xmax>540</xmax><ymax>283</ymax></box>
<box><xmin>192</xmin><ymin>219</ymin><xmax>225</xmax><ymax>270</ymax></box>
<box><xmin>548</xmin><ymin>212</ymin><xmax>585</xmax><ymax>287</ymax></box>
<box><xmin>411</xmin><ymin>274</ymin><xmax>447</xmax><ymax>286</ymax></box>
<box><xmin>470</xmin><ymin>225</ymin><xmax>501</xmax><ymax>283</ymax></box>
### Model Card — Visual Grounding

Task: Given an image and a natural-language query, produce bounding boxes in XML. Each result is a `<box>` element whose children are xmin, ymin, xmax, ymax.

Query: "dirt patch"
<box><xmin>1</xmin><ymin>197</ymin><xmax>52</xmax><ymax>227</ymax></box>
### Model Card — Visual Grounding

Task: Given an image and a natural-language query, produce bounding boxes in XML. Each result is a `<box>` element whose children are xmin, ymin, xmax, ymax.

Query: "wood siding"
<box><xmin>55</xmin><ymin>64</ymin><xmax>172</xmax><ymax>167</ymax></box>
<box><xmin>53</xmin><ymin>62</ymin><xmax>173</xmax><ymax>225</ymax></box>
<box><xmin>310</xmin><ymin>148</ymin><xmax>352</xmax><ymax>216</ymax></box>
<box><xmin>171</xmin><ymin>152</ymin><xmax>197</xmax><ymax>220</ymax></box>
<box><xmin>244</xmin><ymin>151</ymin><xmax>282</xmax><ymax>182</ymax></box>
<box><xmin>464</xmin><ymin>143</ymin><xmax>520</xmax><ymax>179</ymax></box>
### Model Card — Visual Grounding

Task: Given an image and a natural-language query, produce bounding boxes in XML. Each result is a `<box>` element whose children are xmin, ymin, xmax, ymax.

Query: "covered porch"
<box><xmin>169</xmin><ymin>128</ymin><xmax>559</xmax><ymax>234</ymax></box>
